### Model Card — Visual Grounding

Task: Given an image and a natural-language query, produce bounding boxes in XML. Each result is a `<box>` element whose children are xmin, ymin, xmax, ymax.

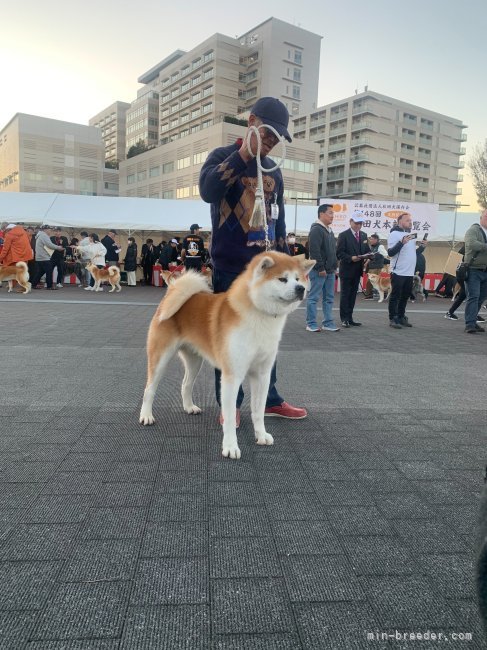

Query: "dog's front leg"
<box><xmin>220</xmin><ymin>376</ymin><xmax>241</xmax><ymax>460</ymax></box>
<box><xmin>249</xmin><ymin>364</ymin><xmax>274</xmax><ymax>446</ymax></box>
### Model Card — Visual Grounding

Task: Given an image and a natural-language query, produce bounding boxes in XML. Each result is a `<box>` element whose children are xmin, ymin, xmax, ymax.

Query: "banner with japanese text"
<box><xmin>319</xmin><ymin>198</ymin><xmax>438</xmax><ymax>238</ymax></box>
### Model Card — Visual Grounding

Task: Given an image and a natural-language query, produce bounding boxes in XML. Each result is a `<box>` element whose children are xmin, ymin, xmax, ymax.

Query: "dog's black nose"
<box><xmin>295</xmin><ymin>285</ymin><xmax>305</xmax><ymax>299</ymax></box>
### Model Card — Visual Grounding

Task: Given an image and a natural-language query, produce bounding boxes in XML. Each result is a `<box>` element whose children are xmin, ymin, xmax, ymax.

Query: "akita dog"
<box><xmin>86</xmin><ymin>264</ymin><xmax>121</xmax><ymax>292</ymax></box>
<box><xmin>367</xmin><ymin>272</ymin><xmax>391</xmax><ymax>303</ymax></box>
<box><xmin>0</xmin><ymin>261</ymin><xmax>31</xmax><ymax>294</ymax></box>
<box><xmin>140</xmin><ymin>251</ymin><xmax>315</xmax><ymax>459</ymax></box>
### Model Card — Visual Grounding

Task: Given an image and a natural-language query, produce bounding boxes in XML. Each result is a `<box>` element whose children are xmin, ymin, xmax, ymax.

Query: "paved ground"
<box><xmin>0</xmin><ymin>284</ymin><xmax>486</xmax><ymax>649</ymax></box>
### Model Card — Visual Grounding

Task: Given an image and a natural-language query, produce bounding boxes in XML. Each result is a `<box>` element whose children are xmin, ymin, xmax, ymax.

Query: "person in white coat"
<box><xmin>77</xmin><ymin>233</ymin><xmax>107</xmax><ymax>291</ymax></box>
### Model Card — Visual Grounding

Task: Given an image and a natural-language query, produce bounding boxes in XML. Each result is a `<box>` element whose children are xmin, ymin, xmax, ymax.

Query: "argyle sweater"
<box><xmin>199</xmin><ymin>141</ymin><xmax>288</xmax><ymax>274</ymax></box>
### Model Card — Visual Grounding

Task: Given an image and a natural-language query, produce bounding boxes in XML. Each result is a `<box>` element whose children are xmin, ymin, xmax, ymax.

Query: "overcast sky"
<box><xmin>3</xmin><ymin>0</ymin><xmax>486</xmax><ymax>210</ymax></box>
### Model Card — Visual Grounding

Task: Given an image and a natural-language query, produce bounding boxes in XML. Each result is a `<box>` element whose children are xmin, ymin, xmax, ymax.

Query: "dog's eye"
<box><xmin>278</xmin><ymin>277</ymin><xmax>288</xmax><ymax>283</ymax></box>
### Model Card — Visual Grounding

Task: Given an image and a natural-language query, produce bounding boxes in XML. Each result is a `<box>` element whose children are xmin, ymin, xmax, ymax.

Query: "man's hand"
<box><xmin>318</xmin><ymin>270</ymin><xmax>327</xmax><ymax>277</ymax></box>
<box><xmin>402</xmin><ymin>235</ymin><xmax>414</xmax><ymax>244</ymax></box>
<box><xmin>351</xmin><ymin>256</ymin><xmax>360</xmax><ymax>262</ymax></box>
<box><xmin>239</xmin><ymin>127</ymin><xmax>257</xmax><ymax>162</ymax></box>
<box><xmin>420</xmin><ymin>240</ymin><xmax>428</xmax><ymax>246</ymax></box>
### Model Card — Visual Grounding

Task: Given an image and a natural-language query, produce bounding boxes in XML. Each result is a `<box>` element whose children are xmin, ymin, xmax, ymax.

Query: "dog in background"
<box><xmin>140</xmin><ymin>252</ymin><xmax>315</xmax><ymax>460</ymax></box>
<box><xmin>0</xmin><ymin>261</ymin><xmax>31</xmax><ymax>294</ymax></box>
<box><xmin>411</xmin><ymin>273</ymin><xmax>427</xmax><ymax>302</ymax></box>
<box><xmin>162</xmin><ymin>266</ymin><xmax>212</xmax><ymax>287</ymax></box>
<box><xmin>367</xmin><ymin>272</ymin><xmax>391</xmax><ymax>303</ymax></box>
<box><xmin>86</xmin><ymin>263</ymin><xmax>121</xmax><ymax>292</ymax></box>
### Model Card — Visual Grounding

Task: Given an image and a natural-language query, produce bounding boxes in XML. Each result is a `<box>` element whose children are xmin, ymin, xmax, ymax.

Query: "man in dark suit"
<box><xmin>336</xmin><ymin>211</ymin><xmax>371</xmax><ymax>327</ymax></box>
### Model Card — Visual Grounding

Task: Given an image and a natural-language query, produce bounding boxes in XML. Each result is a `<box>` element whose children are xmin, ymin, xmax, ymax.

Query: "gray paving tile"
<box><xmin>60</xmin><ymin>538</ymin><xmax>139</xmax><ymax>582</ymax></box>
<box><xmin>373</xmin><ymin>493</ymin><xmax>436</xmax><ymax>519</ymax></box>
<box><xmin>81</xmin><ymin>507</ymin><xmax>147</xmax><ymax>539</ymax></box>
<box><xmin>257</xmin><ymin>471</ymin><xmax>315</xmax><ymax>493</ymax></box>
<box><xmin>0</xmin><ymin>561</ymin><xmax>61</xmax><ymax>610</ymax></box>
<box><xmin>212</xmin><ymin>633</ymin><xmax>302</xmax><ymax>650</ymax></box>
<box><xmin>341</xmin><ymin>535</ymin><xmax>416</xmax><ymax>575</ymax></box>
<box><xmin>141</xmin><ymin>521</ymin><xmax>208</xmax><ymax>558</ymax></box>
<box><xmin>264</xmin><ymin>493</ymin><xmax>326</xmax><ymax>520</ymax></box>
<box><xmin>210</xmin><ymin>507</ymin><xmax>271</xmax><ymax>537</ymax></box>
<box><xmin>302</xmin><ymin>460</ymin><xmax>356</xmax><ymax>480</ymax></box>
<box><xmin>130</xmin><ymin>557</ymin><xmax>208</xmax><ymax>605</ymax></box>
<box><xmin>21</xmin><ymin>495</ymin><xmax>93</xmax><ymax>523</ymax></box>
<box><xmin>271</xmin><ymin>520</ymin><xmax>342</xmax><ymax>555</ymax></box>
<box><xmin>121</xmin><ymin>605</ymin><xmax>210</xmax><ymax>649</ymax></box>
<box><xmin>41</xmin><ymin>472</ymin><xmax>105</xmax><ymax>495</ymax></box>
<box><xmin>294</xmin><ymin>602</ymin><xmax>385</xmax><ymax>650</ymax></box>
<box><xmin>211</xmin><ymin>578</ymin><xmax>294</xmax><ymax>634</ymax></box>
<box><xmin>210</xmin><ymin>538</ymin><xmax>281</xmax><ymax>578</ymax></box>
<box><xmin>0</xmin><ymin>483</ymin><xmax>41</xmax><ymax>508</ymax></box>
<box><xmin>360</xmin><ymin>575</ymin><xmax>456</xmax><ymax>628</ymax></box>
<box><xmin>27</xmin><ymin>639</ymin><xmax>119</xmax><ymax>649</ymax></box>
<box><xmin>155</xmin><ymin>471</ymin><xmax>207</xmax><ymax>493</ymax></box>
<box><xmin>209</xmin><ymin>482</ymin><xmax>262</xmax><ymax>506</ymax></box>
<box><xmin>314</xmin><ymin>481</ymin><xmax>375</xmax><ymax>506</ymax></box>
<box><xmin>95</xmin><ymin>482</ymin><xmax>153</xmax><ymax>507</ymax></box>
<box><xmin>149</xmin><ymin>494</ymin><xmax>207</xmax><ymax>521</ymax></box>
<box><xmin>417</xmin><ymin>553</ymin><xmax>476</xmax><ymax>598</ymax></box>
<box><xmin>58</xmin><ymin>453</ymin><xmax>114</xmax><ymax>473</ymax></box>
<box><xmin>326</xmin><ymin>506</ymin><xmax>393</xmax><ymax>535</ymax></box>
<box><xmin>0</xmin><ymin>611</ymin><xmax>39</xmax><ymax>649</ymax></box>
<box><xmin>105</xmin><ymin>461</ymin><xmax>158</xmax><ymax>482</ymax></box>
<box><xmin>392</xmin><ymin>520</ymin><xmax>469</xmax><ymax>553</ymax></box>
<box><xmin>282</xmin><ymin>554</ymin><xmax>365</xmax><ymax>602</ymax></box>
<box><xmin>0</xmin><ymin>462</ymin><xmax>59</xmax><ymax>482</ymax></box>
<box><xmin>208</xmin><ymin>461</ymin><xmax>256</xmax><ymax>482</ymax></box>
<box><xmin>31</xmin><ymin>581</ymin><xmax>130</xmax><ymax>640</ymax></box>
<box><xmin>0</xmin><ymin>523</ymin><xmax>79</xmax><ymax>561</ymax></box>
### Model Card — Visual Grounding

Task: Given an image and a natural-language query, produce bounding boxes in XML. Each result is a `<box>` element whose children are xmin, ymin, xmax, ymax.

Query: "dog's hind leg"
<box><xmin>109</xmin><ymin>282</ymin><xmax>115</xmax><ymax>293</ymax></box>
<box><xmin>116</xmin><ymin>282</ymin><xmax>121</xmax><ymax>292</ymax></box>
<box><xmin>221</xmin><ymin>375</ymin><xmax>243</xmax><ymax>460</ymax></box>
<box><xmin>178</xmin><ymin>349</ymin><xmax>203</xmax><ymax>414</ymax></box>
<box><xmin>139</xmin><ymin>343</ymin><xmax>176</xmax><ymax>426</ymax></box>
<box><xmin>249</xmin><ymin>363</ymin><xmax>274</xmax><ymax>446</ymax></box>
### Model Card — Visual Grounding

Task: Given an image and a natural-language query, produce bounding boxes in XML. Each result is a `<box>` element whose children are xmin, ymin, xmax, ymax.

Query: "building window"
<box><xmin>293</xmin><ymin>68</ymin><xmax>301</xmax><ymax>82</ymax></box>
<box><xmin>127</xmin><ymin>173</ymin><xmax>135</xmax><ymax>184</ymax></box>
<box><xmin>162</xmin><ymin>190</ymin><xmax>174</xmax><ymax>199</ymax></box>
<box><xmin>177</xmin><ymin>156</ymin><xmax>191</xmax><ymax>170</ymax></box>
<box><xmin>193</xmin><ymin>150</ymin><xmax>208</xmax><ymax>165</ymax></box>
<box><xmin>137</xmin><ymin>171</ymin><xmax>147</xmax><ymax>181</ymax></box>
<box><xmin>163</xmin><ymin>161</ymin><xmax>174</xmax><ymax>174</ymax></box>
<box><xmin>149</xmin><ymin>166</ymin><xmax>160</xmax><ymax>177</ymax></box>
<box><xmin>292</xmin><ymin>86</ymin><xmax>300</xmax><ymax>100</ymax></box>
<box><xmin>176</xmin><ymin>186</ymin><xmax>190</xmax><ymax>198</ymax></box>
<box><xmin>192</xmin><ymin>185</ymin><xmax>200</xmax><ymax>197</ymax></box>
<box><xmin>294</xmin><ymin>50</ymin><xmax>302</xmax><ymax>64</ymax></box>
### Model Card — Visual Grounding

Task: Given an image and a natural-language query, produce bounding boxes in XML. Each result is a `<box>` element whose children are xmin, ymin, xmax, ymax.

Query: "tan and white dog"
<box><xmin>0</xmin><ymin>261</ymin><xmax>32</xmax><ymax>294</ymax></box>
<box><xmin>86</xmin><ymin>264</ymin><xmax>121</xmax><ymax>292</ymax></box>
<box><xmin>140</xmin><ymin>251</ymin><xmax>315</xmax><ymax>459</ymax></box>
<box><xmin>367</xmin><ymin>272</ymin><xmax>391</xmax><ymax>303</ymax></box>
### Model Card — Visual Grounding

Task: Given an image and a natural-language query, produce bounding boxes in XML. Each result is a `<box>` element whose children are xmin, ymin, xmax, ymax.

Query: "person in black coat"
<box><xmin>141</xmin><ymin>238</ymin><xmax>157</xmax><ymax>285</ymax></box>
<box><xmin>336</xmin><ymin>212</ymin><xmax>371</xmax><ymax>327</ymax></box>
<box><xmin>101</xmin><ymin>230</ymin><xmax>121</xmax><ymax>265</ymax></box>
<box><xmin>123</xmin><ymin>237</ymin><xmax>138</xmax><ymax>286</ymax></box>
<box><xmin>50</xmin><ymin>227</ymin><xmax>68</xmax><ymax>287</ymax></box>
<box><xmin>159</xmin><ymin>239</ymin><xmax>179</xmax><ymax>270</ymax></box>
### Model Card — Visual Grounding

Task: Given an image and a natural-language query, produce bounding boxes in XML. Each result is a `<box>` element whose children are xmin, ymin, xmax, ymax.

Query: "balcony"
<box><xmin>455</xmin><ymin>188</ymin><xmax>463</xmax><ymax>195</ymax></box>
<box><xmin>327</xmin><ymin>171</ymin><xmax>345</xmax><ymax>181</ymax></box>
<box><xmin>327</xmin><ymin>157</ymin><xmax>346</xmax><ymax>168</ymax></box>
<box><xmin>349</xmin><ymin>153</ymin><xmax>369</xmax><ymax>163</ymax></box>
<box><xmin>350</xmin><ymin>137</ymin><xmax>372</xmax><ymax>147</ymax></box>
<box><xmin>329</xmin><ymin>126</ymin><xmax>348</xmax><ymax>136</ymax></box>
<box><xmin>418</xmin><ymin>152</ymin><xmax>431</xmax><ymax>160</ymax></box>
<box><xmin>352</xmin><ymin>104</ymin><xmax>377</xmax><ymax>116</ymax></box>
<box><xmin>398</xmin><ymin>177</ymin><xmax>412</xmax><ymax>185</ymax></box>
<box><xmin>351</xmin><ymin>121</ymin><xmax>376</xmax><ymax>132</ymax></box>
<box><xmin>420</xmin><ymin>121</ymin><xmax>434</xmax><ymax>131</ymax></box>
<box><xmin>328</xmin><ymin>141</ymin><xmax>347</xmax><ymax>152</ymax></box>
<box><xmin>460</xmin><ymin>147</ymin><xmax>466</xmax><ymax>155</ymax></box>
<box><xmin>402</xmin><ymin>132</ymin><xmax>416</xmax><ymax>141</ymax></box>
<box><xmin>347</xmin><ymin>183</ymin><xmax>368</xmax><ymax>193</ymax></box>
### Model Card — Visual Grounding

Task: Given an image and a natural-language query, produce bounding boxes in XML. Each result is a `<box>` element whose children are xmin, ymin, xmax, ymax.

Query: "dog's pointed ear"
<box><xmin>255</xmin><ymin>255</ymin><xmax>275</xmax><ymax>276</ymax></box>
<box><xmin>300</xmin><ymin>258</ymin><xmax>316</xmax><ymax>274</ymax></box>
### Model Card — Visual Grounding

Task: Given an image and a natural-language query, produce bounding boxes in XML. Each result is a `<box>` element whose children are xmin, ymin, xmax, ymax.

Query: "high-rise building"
<box><xmin>125</xmin><ymin>89</ymin><xmax>160</xmax><ymax>154</ymax></box>
<box><xmin>0</xmin><ymin>113</ymin><xmax>108</xmax><ymax>196</ymax></box>
<box><xmin>89</xmin><ymin>101</ymin><xmax>130</xmax><ymax>163</ymax></box>
<box><xmin>292</xmin><ymin>90</ymin><xmax>467</xmax><ymax>206</ymax></box>
<box><xmin>119</xmin><ymin>119</ymin><xmax>319</xmax><ymax>203</ymax></box>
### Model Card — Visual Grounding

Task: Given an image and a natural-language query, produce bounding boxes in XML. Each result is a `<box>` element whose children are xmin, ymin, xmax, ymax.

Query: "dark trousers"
<box><xmin>436</xmin><ymin>273</ymin><xmax>455</xmax><ymax>297</ymax></box>
<box><xmin>52</xmin><ymin>257</ymin><xmax>65</xmax><ymax>285</ymax></box>
<box><xmin>339</xmin><ymin>272</ymin><xmax>361</xmax><ymax>322</ymax></box>
<box><xmin>89</xmin><ymin>264</ymin><xmax>104</xmax><ymax>287</ymax></box>
<box><xmin>213</xmin><ymin>267</ymin><xmax>283</xmax><ymax>409</ymax></box>
<box><xmin>143</xmin><ymin>264</ymin><xmax>152</xmax><ymax>285</ymax></box>
<box><xmin>389</xmin><ymin>273</ymin><xmax>413</xmax><ymax>322</ymax></box>
<box><xmin>27</xmin><ymin>260</ymin><xmax>36</xmax><ymax>282</ymax></box>
<box><xmin>449</xmin><ymin>279</ymin><xmax>466</xmax><ymax>315</ymax></box>
<box><xmin>32</xmin><ymin>260</ymin><xmax>53</xmax><ymax>289</ymax></box>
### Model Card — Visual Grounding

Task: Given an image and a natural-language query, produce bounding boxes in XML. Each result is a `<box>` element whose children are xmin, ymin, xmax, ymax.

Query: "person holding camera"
<box><xmin>387</xmin><ymin>213</ymin><xmax>426</xmax><ymax>329</ymax></box>
<box><xmin>464</xmin><ymin>209</ymin><xmax>487</xmax><ymax>334</ymax></box>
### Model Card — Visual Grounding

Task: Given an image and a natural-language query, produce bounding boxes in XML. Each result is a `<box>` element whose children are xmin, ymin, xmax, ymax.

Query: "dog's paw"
<box><xmin>222</xmin><ymin>445</ymin><xmax>241</xmax><ymax>460</ymax></box>
<box><xmin>256</xmin><ymin>432</ymin><xmax>274</xmax><ymax>446</ymax></box>
<box><xmin>184</xmin><ymin>405</ymin><xmax>202</xmax><ymax>415</ymax></box>
<box><xmin>139</xmin><ymin>414</ymin><xmax>155</xmax><ymax>425</ymax></box>
<box><xmin>378</xmin><ymin>298</ymin><xmax>383</xmax><ymax>303</ymax></box>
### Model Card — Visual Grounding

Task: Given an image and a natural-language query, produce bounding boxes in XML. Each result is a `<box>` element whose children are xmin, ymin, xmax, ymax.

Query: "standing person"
<box><xmin>442</xmin><ymin>244</ymin><xmax>485</xmax><ymax>323</ymax></box>
<box><xmin>124</xmin><ymin>237</ymin><xmax>138</xmax><ymax>287</ymax></box>
<box><xmin>363</xmin><ymin>234</ymin><xmax>388</xmax><ymax>300</ymax></box>
<box><xmin>25</xmin><ymin>226</ymin><xmax>37</xmax><ymax>283</ymax></box>
<box><xmin>0</xmin><ymin>223</ymin><xmax>34</xmax><ymax>268</ymax></box>
<box><xmin>78</xmin><ymin>231</ymin><xmax>91</xmax><ymax>287</ymax></box>
<box><xmin>181</xmin><ymin>225</ymin><xmax>205</xmax><ymax>272</ymax></box>
<box><xmin>306</xmin><ymin>204</ymin><xmax>339</xmax><ymax>332</ymax></box>
<box><xmin>159</xmin><ymin>239</ymin><xmax>179</xmax><ymax>270</ymax></box>
<box><xmin>199</xmin><ymin>96</ymin><xmax>307</xmax><ymax>422</ymax></box>
<box><xmin>31</xmin><ymin>225</ymin><xmax>64</xmax><ymax>290</ymax></box>
<box><xmin>411</xmin><ymin>239</ymin><xmax>429</xmax><ymax>301</ymax></box>
<box><xmin>141</xmin><ymin>239</ymin><xmax>157</xmax><ymax>285</ymax></box>
<box><xmin>463</xmin><ymin>210</ymin><xmax>487</xmax><ymax>334</ymax></box>
<box><xmin>66</xmin><ymin>237</ymin><xmax>84</xmax><ymax>286</ymax></box>
<box><xmin>101</xmin><ymin>230</ymin><xmax>121</xmax><ymax>267</ymax></box>
<box><xmin>387</xmin><ymin>213</ymin><xmax>424</xmax><ymax>329</ymax></box>
<box><xmin>287</xmin><ymin>233</ymin><xmax>306</xmax><ymax>256</ymax></box>
<box><xmin>50</xmin><ymin>227</ymin><xmax>68</xmax><ymax>288</ymax></box>
<box><xmin>336</xmin><ymin>212</ymin><xmax>371</xmax><ymax>327</ymax></box>
<box><xmin>77</xmin><ymin>233</ymin><xmax>107</xmax><ymax>291</ymax></box>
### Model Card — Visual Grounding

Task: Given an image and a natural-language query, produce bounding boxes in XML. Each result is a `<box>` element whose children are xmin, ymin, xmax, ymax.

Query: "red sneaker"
<box><xmin>219</xmin><ymin>408</ymin><xmax>241</xmax><ymax>428</ymax></box>
<box><xmin>264</xmin><ymin>402</ymin><xmax>307</xmax><ymax>419</ymax></box>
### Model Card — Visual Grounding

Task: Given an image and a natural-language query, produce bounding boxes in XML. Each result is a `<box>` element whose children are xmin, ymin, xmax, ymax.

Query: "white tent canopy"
<box><xmin>0</xmin><ymin>191</ymin><xmax>480</xmax><ymax>241</ymax></box>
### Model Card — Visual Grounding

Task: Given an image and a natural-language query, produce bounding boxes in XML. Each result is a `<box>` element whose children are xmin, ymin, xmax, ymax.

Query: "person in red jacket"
<box><xmin>0</xmin><ymin>224</ymin><xmax>34</xmax><ymax>267</ymax></box>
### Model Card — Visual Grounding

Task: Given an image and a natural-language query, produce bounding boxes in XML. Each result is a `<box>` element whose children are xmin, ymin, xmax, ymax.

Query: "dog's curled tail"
<box><xmin>157</xmin><ymin>271</ymin><xmax>211</xmax><ymax>322</ymax></box>
<box><xmin>108</xmin><ymin>266</ymin><xmax>120</xmax><ymax>276</ymax></box>
<box><xmin>15</xmin><ymin>261</ymin><xmax>28</xmax><ymax>271</ymax></box>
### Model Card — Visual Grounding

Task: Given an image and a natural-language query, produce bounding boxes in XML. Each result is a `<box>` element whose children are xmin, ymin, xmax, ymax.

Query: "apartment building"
<box><xmin>0</xmin><ymin>113</ymin><xmax>106</xmax><ymax>195</ymax></box>
<box><xmin>89</xmin><ymin>101</ymin><xmax>131</xmax><ymax>163</ymax></box>
<box><xmin>119</xmin><ymin>119</ymin><xmax>319</xmax><ymax>204</ymax></box>
<box><xmin>292</xmin><ymin>90</ymin><xmax>467</xmax><ymax>206</ymax></box>
<box><xmin>125</xmin><ymin>89</ymin><xmax>160</xmax><ymax>154</ymax></box>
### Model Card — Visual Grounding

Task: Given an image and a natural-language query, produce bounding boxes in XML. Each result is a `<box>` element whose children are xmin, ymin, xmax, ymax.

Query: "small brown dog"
<box><xmin>0</xmin><ymin>261</ymin><xmax>32</xmax><ymax>294</ymax></box>
<box><xmin>367</xmin><ymin>272</ymin><xmax>391</xmax><ymax>303</ymax></box>
<box><xmin>86</xmin><ymin>264</ymin><xmax>121</xmax><ymax>292</ymax></box>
